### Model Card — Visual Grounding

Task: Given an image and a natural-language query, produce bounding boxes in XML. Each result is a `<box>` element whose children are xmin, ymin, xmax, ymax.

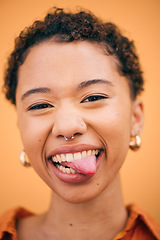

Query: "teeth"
<box><xmin>66</xmin><ymin>153</ymin><xmax>74</xmax><ymax>162</ymax></box>
<box><xmin>87</xmin><ymin>150</ymin><xmax>92</xmax><ymax>156</ymax></box>
<box><xmin>70</xmin><ymin>168</ymin><xmax>76</xmax><ymax>174</ymax></box>
<box><xmin>92</xmin><ymin>150</ymin><xmax>96</xmax><ymax>155</ymax></box>
<box><xmin>66</xmin><ymin>168</ymin><xmax>71</xmax><ymax>174</ymax></box>
<box><xmin>52</xmin><ymin>149</ymin><xmax>100</xmax><ymax>174</ymax></box>
<box><xmin>52</xmin><ymin>149</ymin><xmax>100</xmax><ymax>164</ymax></box>
<box><xmin>57</xmin><ymin>155</ymin><xmax>61</xmax><ymax>162</ymax></box>
<box><xmin>57</xmin><ymin>164</ymin><xmax>76</xmax><ymax>174</ymax></box>
<box><xmin>60</xmin><ymin>154</ymin><xmax>65</xmax><ymax>162</ymax></box>
<box><xmin>82</xmin><ymin>151</ymin><xmax>87</xmax><ymax>157</ymax></box>
<box><xmin>53</xmin><ymin>156</ymin><xmax>57</xmax><ymax>162</ymax></box>
<box><xmin>74</xmin><ymin>152</ymin><xmax>82</xmax><ymax>160</ymax></box>
<box><xmin>59</xmin><ymin>165</ymin><xmax>63</xmax><ymax>171</ymax></box>
<box><xmin>95</xmin><ymin>149</ymin><xmax>99</xmax><ymax>155</ymax></box>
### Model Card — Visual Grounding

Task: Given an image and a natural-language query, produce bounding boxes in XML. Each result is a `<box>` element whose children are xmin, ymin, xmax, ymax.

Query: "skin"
<box><xmin>16</xmin><ymin>41</ymin><xmax>144</xmax><ymax>240</ymax></box>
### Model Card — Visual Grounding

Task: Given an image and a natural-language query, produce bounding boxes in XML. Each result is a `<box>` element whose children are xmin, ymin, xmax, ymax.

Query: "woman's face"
<box><xmin>16</xmin><ymin>41</ymin><xmax>143</xmax><ymax>203</ymax></box>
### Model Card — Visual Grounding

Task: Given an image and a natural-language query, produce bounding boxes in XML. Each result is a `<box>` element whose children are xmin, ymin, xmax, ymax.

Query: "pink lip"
<box><xmin>48</xmin><ymin>150</ymin><xmax>103</xmax><ymax>184</ymax></box>
<box><xmin>47</xmin><ymin>144</ymin><xmax>103</xmax><ymax>159</ymax></box>
<box><xmin>48</xmin><ymin>161</ymin><xmax>94</xmax><ymax>184</ymax></box>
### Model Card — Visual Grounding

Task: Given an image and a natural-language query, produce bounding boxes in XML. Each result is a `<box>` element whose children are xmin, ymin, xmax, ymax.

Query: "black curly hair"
<box><xmin>3</xmin><ymin>7</ymin><xmax>144</xmax><ymax>105</ymax></box>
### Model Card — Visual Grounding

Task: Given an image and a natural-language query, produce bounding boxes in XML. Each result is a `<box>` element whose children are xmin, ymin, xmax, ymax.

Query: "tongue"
<box><xmin>62</xmin><ymin>155</ymin><xmax>97</xmax><ymax>175</ymax></box>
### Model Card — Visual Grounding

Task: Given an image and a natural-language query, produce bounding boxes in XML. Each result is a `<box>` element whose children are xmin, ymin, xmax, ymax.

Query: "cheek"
<box><xmin>88</xmin><ymin>106</ymin><xmax>132</xmax><ymax>160</ymax></box>
<box><xmin>90</xmin><ymin>109</ymin><xmax>132</xmax><ymax>185</ymax></box>
<box><xmin>18</xmin><ymin>114</ymin><xmax>52</xmax><ymax>159</ymax></box>
<box><xmin>89</xmin><ymin>106</ymin><xmax>131</xmax><ymax>139</ymax></box>
<box><xmin>18</xmin><ymin>116</ymin><xmax>54</xmax><ymax>183</ymax></box>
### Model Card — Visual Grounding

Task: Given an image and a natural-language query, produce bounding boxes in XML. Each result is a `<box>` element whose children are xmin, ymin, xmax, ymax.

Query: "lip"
<box><xmin>47</xmin><ymin>144</ymin><xmax>103</xmax><ymax>159</ymax></box>
<box><xmin>48</xmin><ymin>150</ymin><xmax>103</xmax><ymax>184</ymax></box>
<box><xmin>48</xmin><ymin>161</ymin><xmax>94</xmax><ymax>184</ymax></box>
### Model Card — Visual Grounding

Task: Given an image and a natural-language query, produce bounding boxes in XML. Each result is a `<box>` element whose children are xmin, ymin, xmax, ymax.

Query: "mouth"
<box><xmin>48</xmin><ymin>149</ymin><xmax>102</xmax><ymax>175</ymax></box>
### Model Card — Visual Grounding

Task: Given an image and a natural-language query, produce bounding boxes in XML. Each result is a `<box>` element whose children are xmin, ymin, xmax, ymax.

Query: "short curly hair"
<box><xmin>3</xmin><ymin>7</ymin><xmax>144</xmax><ymax>105</ymax></box>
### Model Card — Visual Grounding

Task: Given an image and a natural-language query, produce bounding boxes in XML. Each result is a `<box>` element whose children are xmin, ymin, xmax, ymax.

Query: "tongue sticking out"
<box><xmin>62</xmin><ymin>155</ymin><xmax>97</xmax><ymax>175</ymax></box>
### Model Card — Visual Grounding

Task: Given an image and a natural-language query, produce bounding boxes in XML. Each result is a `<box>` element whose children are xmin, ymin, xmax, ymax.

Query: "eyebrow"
<box><xmin>77</xmin><ymin>79</ymin><xmax>113</xmax><ymax>90</ymax></box>
<box><xmin>21</xmin><ymin>87</ymin><xmax>51</xmax><ymax>101</ymax></box>
<box><xmin>21</xmin><ymin>79</ymin><xmax>113</xmax><ymax>100</ymax></box>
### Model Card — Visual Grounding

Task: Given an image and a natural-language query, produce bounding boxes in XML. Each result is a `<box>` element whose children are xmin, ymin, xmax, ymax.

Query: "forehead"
<box><xmin>21</xmin><ymin>40</ymin><xmax>114</xmax><ymax>67</ymax></box>
<box><xmin>17</xmin><ymin>41</ymin><xmax>130</xmax><ymax>97</ymax></box>
<box><xmin>18</xmin><ymin>41</ymin><xmax>120</xmax><ymax>79</ymax></box>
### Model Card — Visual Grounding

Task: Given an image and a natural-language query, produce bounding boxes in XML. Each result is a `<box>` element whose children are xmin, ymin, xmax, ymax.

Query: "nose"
<box><xmin>52</xmin><ymin>107</ymin><xmax>87</xmax><ymax>139</ymax></box>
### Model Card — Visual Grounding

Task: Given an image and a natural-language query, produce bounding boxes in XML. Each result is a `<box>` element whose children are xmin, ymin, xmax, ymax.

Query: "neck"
<box><xmin>40</xmin><ymin>174</ymin><xmax>128</xmax><ymax>240</ymax></box>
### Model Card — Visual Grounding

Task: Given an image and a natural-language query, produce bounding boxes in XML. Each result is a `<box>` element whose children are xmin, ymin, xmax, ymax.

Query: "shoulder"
<box><xmin>0</xmin><ymin>207</ymin><xmax>34</xmax><ymax>240</ymax></box>
<box><xmin>126</xmin><ymin>204</ymin><xmax>160</xmax><ymax>239</ymax></box>
<box><xmin>115</xmin><ymin>204</ymin><xmax>160</xmax><ymax>240</ymax></box>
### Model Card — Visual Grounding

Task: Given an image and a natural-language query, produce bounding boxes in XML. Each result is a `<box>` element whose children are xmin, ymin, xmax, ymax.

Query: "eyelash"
<box><xmin>81</xmin><ymin>94</ymin><xmax>108</xmax><ymax>103</ymax></box>
<box><xmin>28</xmin><ymin>103</ymin><xmax>53</xmax><ymax>111</ymax></box>
<box><xmin>28</xmin><ymin>95</ymin><xmax>107</xmax><ymax>110</ymax></box>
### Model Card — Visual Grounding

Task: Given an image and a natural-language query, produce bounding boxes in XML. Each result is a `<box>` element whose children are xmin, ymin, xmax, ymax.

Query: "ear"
<box><xmin>130</xmin><ymin>98</ymin><xmax>144</xmax><ymax>136</ymax></box>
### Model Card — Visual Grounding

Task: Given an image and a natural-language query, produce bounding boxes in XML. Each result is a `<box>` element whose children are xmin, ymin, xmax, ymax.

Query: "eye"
<box><xmin>81</xmin><ymin>95</ymin><xmax>108</xmax><ymax>103</ymax></box>
<box><xmin>28</xmin><ymin>103</ymin><xmax>53</xmax><ymax>111</ymax></box>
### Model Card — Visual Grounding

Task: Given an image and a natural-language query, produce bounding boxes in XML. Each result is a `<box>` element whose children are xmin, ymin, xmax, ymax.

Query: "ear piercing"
<box><xmin>20</xmin><ymin>150</ymin><xmax>31</xmax><ymax>167</ymax></box>
<box><xmin>129</xmin><ymin>135</ymin><xmax>141</xmax><ymax>151</ymax></box>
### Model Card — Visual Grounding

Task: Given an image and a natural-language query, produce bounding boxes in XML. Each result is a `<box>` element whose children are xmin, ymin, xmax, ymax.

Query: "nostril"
<box><xmin>64</xmin><ymin>135</ymin><xmax>75</xmax><ymax>141</ymax></box>
<box><xmin>52</xmin><ymin>114</ymin><xmax>87</xmax><ymax>139</ymax></box>
<box><xmin>58</xmin><ymin>133</ymin><xmax>82</xmax><ymax>140</ymax></box>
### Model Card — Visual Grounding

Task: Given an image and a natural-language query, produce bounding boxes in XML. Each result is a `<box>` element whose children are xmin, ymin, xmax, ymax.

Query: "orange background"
<box><xmin>0</xmin><ymin>0</ymin><xmax>160</xmax><ymax>223</ymax></box>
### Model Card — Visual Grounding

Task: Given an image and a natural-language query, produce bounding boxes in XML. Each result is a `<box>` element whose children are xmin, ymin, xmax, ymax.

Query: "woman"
<box><xmin>0</xmin><ymin>8</ymin><xmax>160</xmax><ymax>240</ymax></box>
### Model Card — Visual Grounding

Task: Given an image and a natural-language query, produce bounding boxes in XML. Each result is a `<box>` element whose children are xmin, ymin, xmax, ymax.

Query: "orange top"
<box><xmin>0</xmin><ymin>205</ymin><xmax>160</xmax><ymax>240</ymax></box>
